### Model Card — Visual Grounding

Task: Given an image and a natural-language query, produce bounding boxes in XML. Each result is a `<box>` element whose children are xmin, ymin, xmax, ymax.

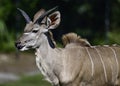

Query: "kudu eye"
<box><xmin>32</xmin><ymin>30</ymin><xmax>38</xmax><ymax>33</ymax></box>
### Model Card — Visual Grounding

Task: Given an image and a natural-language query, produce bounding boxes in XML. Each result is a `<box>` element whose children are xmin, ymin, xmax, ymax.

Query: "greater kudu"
<box><xmin>15</xmin><ymin>7</ymin><xmax>120</xmax><ymax>86</ymax></box>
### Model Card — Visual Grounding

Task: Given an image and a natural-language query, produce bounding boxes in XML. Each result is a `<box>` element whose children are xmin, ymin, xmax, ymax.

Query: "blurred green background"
<box><xmin>0</xmin><ymin>0</ymin><xmax>120</xmax><ymax>85</ymax></box>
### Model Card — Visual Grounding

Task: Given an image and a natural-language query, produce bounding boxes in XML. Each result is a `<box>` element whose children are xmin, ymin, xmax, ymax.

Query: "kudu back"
<box><xmin>15</xmin><ymin>7</ymin><xmax>120</xmax><ymax>86</ymax></box>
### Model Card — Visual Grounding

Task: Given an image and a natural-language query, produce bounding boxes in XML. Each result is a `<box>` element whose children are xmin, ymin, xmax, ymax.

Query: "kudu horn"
<box><xmin>17</xmin><ymin>8</ymin><xmax>31</xmax><ymax>23</ymax></box>
<box><xmin>35</xmin><ymin>6</ymin><xmax>58</xmax><ymax>24</ymax></box>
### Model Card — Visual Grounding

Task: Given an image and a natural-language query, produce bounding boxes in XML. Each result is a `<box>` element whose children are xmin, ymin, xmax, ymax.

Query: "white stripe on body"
<box><xmin>94</xmin><ymin>47</ymin><xmax>108</xmax><ymax>82</ymax></box>
<box><xmin>108</xmin><ymin>47</ymin><xmax>119</xmax><ymax>83</ymax></box>
<box><xmin>85</xmin><ymin>47</ymin><xmax>94</xmax><ymax>77</ymax></box>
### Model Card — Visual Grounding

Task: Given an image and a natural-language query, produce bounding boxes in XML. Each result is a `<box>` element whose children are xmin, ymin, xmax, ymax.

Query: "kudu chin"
<box><xmin>15</xmin><ymin>7</ymin><xmax>120</xmax><ymax>86</ymax></box>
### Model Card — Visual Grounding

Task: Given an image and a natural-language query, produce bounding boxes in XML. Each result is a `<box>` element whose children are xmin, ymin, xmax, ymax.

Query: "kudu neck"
<box><xmin>36</xmin><ymin>33</ymin><xmax>55</xmax><ymax>58</ymax></box>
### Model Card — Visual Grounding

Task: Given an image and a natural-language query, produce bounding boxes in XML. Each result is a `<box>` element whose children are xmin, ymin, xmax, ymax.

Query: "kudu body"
<box><xmin>15</xmin><ymin>7</ymin><xmax>120</xmax><ymax>86</ymax></box>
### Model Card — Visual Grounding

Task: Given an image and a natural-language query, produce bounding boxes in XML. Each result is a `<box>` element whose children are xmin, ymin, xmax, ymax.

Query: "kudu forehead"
<box><xmin>24</xmin><ymin>9</ymin><xmax>46</xmax><ymax>32</ymax></box>
<box><xmin>24</xmin><ymin>22</ymin><xmax>34</xmax><ymax>32</ymax></box>
<box><xmin>24</xmin><ymin>19</ymin><xmax>46</xmax><ymax>33</ymax></box>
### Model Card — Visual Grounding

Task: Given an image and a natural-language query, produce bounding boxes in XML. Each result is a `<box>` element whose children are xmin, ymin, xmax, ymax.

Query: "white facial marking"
<box><xmin>20</xmin><ymin>46</ymin><xmax>28</xmax><ymax>51</ymax></box>
<box><xmin>24</xmin><ymin>33</ymin><xmax>30</xmax><ymax>35</ymax></box>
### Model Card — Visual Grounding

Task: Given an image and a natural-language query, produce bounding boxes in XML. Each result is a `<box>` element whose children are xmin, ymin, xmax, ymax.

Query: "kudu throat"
<box><xmin>44</xmin><ymin>32</ymin><xmax>55</xmax><ymax>49</ymax></box>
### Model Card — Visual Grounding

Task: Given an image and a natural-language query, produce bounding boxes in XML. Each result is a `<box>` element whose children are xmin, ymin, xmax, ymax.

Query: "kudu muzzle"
<box><xmin>15</xmin><ymin>41</ymin><xmax>24</xmax><ymax>50</ymax></box>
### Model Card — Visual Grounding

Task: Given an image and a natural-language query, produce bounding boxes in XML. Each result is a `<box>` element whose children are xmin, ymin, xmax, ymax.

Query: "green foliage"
<box><xmin>77</xmin><ymin>3</ymin><xmax>91</xmax><ymax>14</ymax></box>
<box><xmin>90</xmin><ymin>30</ymin><xmax>120</xmax><ymax>45</ymax></box>
<box><xmin>0</xmin><ymin>74</ymin><xmax>51</xmax><ymax>86</ymax></box>
<box><xmin>0</xmin><ymin>1</ymin><xmax>13</xmax><ymax>20</ymax></box>
<box><xmin>0</xmin><ymin>20</ymin><xmax>15</xmax><ymax>52</ymax></box>
<box><xmin>0</xmin><ymin>0</ymin><xmax>15</xmax><ymax>52</ymax></box>
<box><xmin>108</xmin><ymin>30</ymin><xmax>120</xmax><ymax>45</ymax></box>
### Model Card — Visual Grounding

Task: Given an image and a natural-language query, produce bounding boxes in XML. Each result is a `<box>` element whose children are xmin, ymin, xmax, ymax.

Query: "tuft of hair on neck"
<box><xmin>44</xmin><ymin>31</ymin><xmax>56</xmax><ymax>48</ymax></box>
<box><xmin>48</xmin><ymin>31</ymin><xmax>56</xmax><ymax>47</ymax></box>
<box><xmin>62</xmin><ymin>32</ymin><xmax>91</xmax><ymax>47</ymax></box>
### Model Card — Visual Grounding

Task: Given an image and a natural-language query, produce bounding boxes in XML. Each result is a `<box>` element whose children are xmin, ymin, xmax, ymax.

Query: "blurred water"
<box><xmin>0</xmin><ymin>72</ymin><xmax>19</xmax><ymax>83</ymax></box>
<box><xmin>0</xmin><ymin>71</ymin><xmax>40</xmax><ymax>83</ymax></box>
<box><xmin>0</xmin><ymin>53</ymin><xmax>39</xmax><ymax>83</ymax></box>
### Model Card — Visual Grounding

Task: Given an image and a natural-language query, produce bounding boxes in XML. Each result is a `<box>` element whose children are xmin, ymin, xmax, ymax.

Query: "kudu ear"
<box><xmin>34</xmin><ymin>6</ymin><xmax>59</xmax><ymax>26</ymax></box>
<box><xmin>33</xmin><ymin>9</ymin><xmax>45</xmax><ymax>22</ymax></box>
<box><xmin>47</xmin><ymin>11</ymin><xmax>61</xmax><ymax>30</ymax></box>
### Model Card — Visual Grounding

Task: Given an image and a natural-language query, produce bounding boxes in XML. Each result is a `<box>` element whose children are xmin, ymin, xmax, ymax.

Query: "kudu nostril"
<box><xmin>15</xmin><ymin>41</ymin><xmax>23</xmax><ymax>50</ymax></box>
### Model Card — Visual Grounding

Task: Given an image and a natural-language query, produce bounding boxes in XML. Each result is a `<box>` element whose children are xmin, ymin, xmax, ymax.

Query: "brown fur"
<box><xmin>62</xmin><ymin>33</ymin><xmax>91</xmax><ymax>47</ymax></box>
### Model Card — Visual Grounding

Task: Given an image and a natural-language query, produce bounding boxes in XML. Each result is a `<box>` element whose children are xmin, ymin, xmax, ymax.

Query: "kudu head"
<box><xmin>15</xmin><ymin>7</ymin><xmax>61</xmax><ymax>51</ymax></box>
